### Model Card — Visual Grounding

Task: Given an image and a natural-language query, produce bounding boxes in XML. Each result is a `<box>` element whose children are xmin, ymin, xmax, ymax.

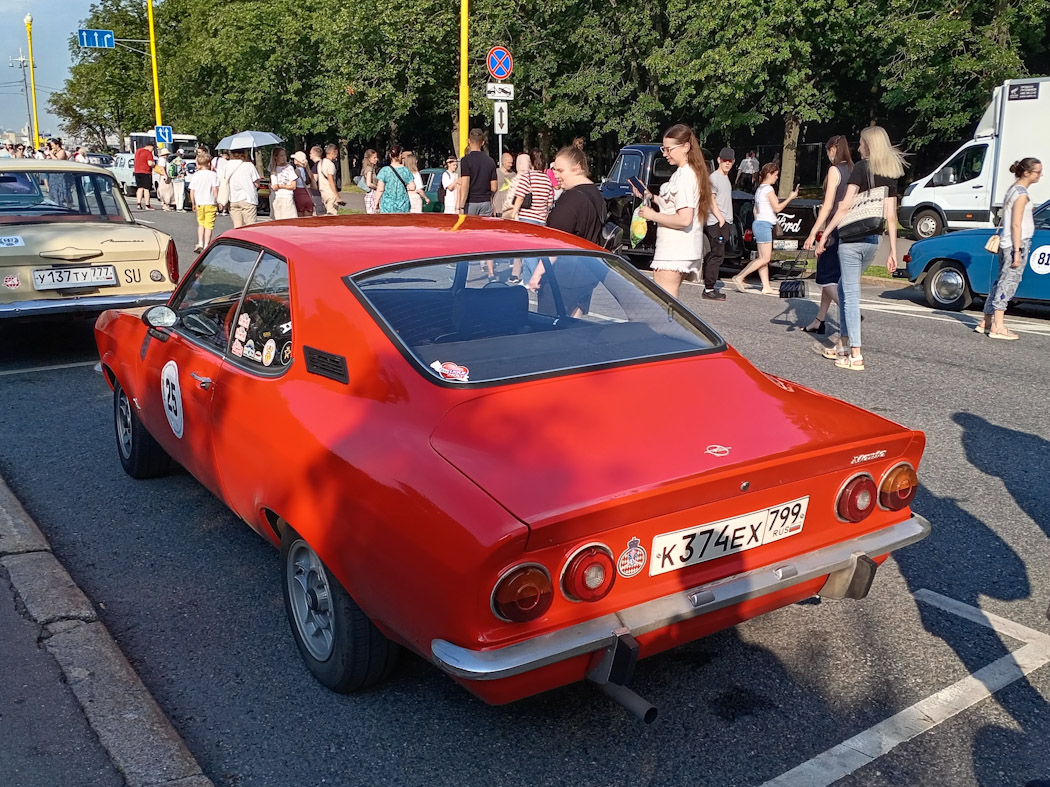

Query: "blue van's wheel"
<box><xmin>923</xmin><ymin>260</ymin><xmax>972</xmax><ymax>311</ymax></box>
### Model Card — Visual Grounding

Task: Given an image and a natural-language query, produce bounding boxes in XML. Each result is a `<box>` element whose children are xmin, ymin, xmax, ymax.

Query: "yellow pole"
<box><xmin>23</xmin><ymin>15</ymin><xmax>40</xmax><ymax>151</ymax></box>
<box><xmin>146</xmin><ymin>0</ymin><xmax>162</xmax><ymax>126</ymax></box>
<box><xmin>458</xmin><ymin>0</ymin><xmax>468</xmax><ymax>157</ymax></box>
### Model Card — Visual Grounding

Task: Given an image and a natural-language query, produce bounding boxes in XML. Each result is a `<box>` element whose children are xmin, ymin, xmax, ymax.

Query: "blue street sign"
<box><xmin>155</xmin><ymin>125</ymin><xmax>173</xmax><ymax>145</ymax></box>
<box><xmin>77</xmin><ymin>29</ymin><xmax>115</xmax><ymax>49</ymax></box>
<box><xmin>486</xmin><ymin>46</ymin><xmax>513</xmax><ymax>81</ymax></box>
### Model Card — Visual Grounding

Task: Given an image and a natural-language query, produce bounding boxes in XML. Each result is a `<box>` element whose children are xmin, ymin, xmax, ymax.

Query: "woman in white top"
<box><xmin>441</xmin><ymin>157</ymin><xmax>459</xmax><ymax>214</ymax></box>
<box><xmin>268</xmin><ymin>147</ymin><xmax>298</xmax><ymax>220</ymax></box>
<box><xmin>361</xmin><ymin>149</ymin><xmax>379</xmax><ymax>214</ymax></box>
<box><xmin>975</xmin><ymin>157</ymin><xmax>1043</xmax><ymax>339</ymax></box>
<box><xmin>732</xmin><ymin>163</ymin><xmax>798</xmax><ymax>295</ymax></box>
<box><xmin>632</xmin><ymin>124</ymin><xmax>721</xmax><ymax>298</ymax></box>
<box><xmin>402</xmin><ymin>152</ymin><xmax>431</xmax><ymax>213</ymax></box>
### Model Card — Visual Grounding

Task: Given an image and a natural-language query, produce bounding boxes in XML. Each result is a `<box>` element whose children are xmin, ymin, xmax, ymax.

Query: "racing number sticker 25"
<box><xmin>161</xmin><ymin>360</ymin><xmax>184</xmax><ymax>438</ymax></box>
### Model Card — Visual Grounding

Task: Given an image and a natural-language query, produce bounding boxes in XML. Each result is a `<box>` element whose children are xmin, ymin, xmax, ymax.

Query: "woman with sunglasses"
<box><xmin>631</xmin><ymin>124</ymin><xmax>719</xmax><ymax>298</ymax></box>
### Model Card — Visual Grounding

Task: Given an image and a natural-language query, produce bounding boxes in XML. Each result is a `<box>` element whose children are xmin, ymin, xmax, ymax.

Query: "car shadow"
<box><xmin>895</xmin><ymin>481</ymin><xmax>1047</xmax><ymax>786</ymax></box>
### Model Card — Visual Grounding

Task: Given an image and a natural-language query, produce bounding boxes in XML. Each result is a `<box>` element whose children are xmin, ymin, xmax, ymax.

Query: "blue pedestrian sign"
<box><xmin>154</xmin><ymin>125</ymin><xmax>173</xmax><ymax>145</ymax></box>
<box><xmin>486</xmin><ymin>46</ymin><xmax>513</xmax><ymax>81</ymax></box>
<box><xmin>78</xmin><ymin>29</ymin><xmax>115</xmax><ymax>49</ymax></box>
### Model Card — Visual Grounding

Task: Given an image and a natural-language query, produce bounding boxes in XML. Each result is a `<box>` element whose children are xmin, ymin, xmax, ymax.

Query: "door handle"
<box><xmin>190</xmin><ymin>372</ymin><xmax>212</xmax><ymax>390</ymax></box>
<box><xmin>972</xmin><ymin>185</ymin><xmax>984</xmax><ymax>189</ymax></box>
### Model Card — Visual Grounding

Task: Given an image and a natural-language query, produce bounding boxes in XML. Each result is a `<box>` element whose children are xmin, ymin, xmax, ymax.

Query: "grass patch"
<box><xmin>337</xmin><ymin>207</ymin><xmax>364</xmax><ymax>215</ymax></box>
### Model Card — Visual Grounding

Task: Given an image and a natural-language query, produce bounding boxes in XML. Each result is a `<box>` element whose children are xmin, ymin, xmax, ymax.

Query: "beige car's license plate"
<box><xmin>33</xmin><ymin>265</ymin><xmax>118</xmax><ymax>290</ymax></box>
<box><xmin>649</xmin><ymin>497</ymin><xmax>809</xmax><ymax>576</ymax></box>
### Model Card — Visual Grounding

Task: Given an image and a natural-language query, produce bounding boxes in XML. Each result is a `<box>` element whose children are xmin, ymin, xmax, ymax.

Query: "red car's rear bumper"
<box><xmin>431</xmin><ymin>514</ymin><xmax>930</xmax><ymax>704</ymax></box>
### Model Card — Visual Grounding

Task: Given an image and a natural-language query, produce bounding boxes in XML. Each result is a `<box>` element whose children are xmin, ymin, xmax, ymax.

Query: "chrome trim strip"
<box><xmin>431</xmin><ymin>515</ymin><xmax>930</xmax><ymax>681</ymax></box>
<box><xmin>0</xmin><ymin>292</ymin><xmax>172</xmax><ymax>317</ymax></box>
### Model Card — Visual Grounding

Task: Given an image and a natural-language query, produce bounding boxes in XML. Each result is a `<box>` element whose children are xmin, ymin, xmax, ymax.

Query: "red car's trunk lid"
<box><xmin>430</xmin><ymin>352</ymin><xmax>916</xmax><ymax>549</ymax></box>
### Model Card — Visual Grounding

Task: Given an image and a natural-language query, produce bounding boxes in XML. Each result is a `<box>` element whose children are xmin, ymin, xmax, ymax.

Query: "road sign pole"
<box><xmin>458</xmin><ymin>0</ymin><xmax>469</xmax><ymax>157</ymax></box>
<box><xmin>146</xmin><ymin>0</ymin><xmax>162</xmax><ymax>126</ymax></box>
<box><xmin>23</xmin><ymin>15</ymin><xmax>40</xmax><ymax>150</ymax></box>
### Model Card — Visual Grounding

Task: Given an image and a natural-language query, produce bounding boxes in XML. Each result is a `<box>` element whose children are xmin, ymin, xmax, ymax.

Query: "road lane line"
<box><xmin>0</xmin><ymin>361</ymin><xmax>98</xmax><ymax>377</ymax></box>
<box><xmin>914</xmin><ymin>589</ymin><xmax>1050</xmax><ymax>645</ymax></box>
<box><xmin>760</xmin><ymin>592</ymin><xmax>1050</xmax><ymax>787</ymax></box>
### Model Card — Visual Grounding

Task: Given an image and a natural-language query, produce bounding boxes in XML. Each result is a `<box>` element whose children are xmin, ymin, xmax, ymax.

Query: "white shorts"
<box><xmin>650</xmin><ymin>259</ymin><xmax>699</xmax><ymax>274</ymax></box>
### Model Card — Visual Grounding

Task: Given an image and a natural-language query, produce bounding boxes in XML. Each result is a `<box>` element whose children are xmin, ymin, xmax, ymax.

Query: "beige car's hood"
<box><xmin>0</xmin><ymin>222</ymin><xmax>162</xmax><ymax>265</ymax></box>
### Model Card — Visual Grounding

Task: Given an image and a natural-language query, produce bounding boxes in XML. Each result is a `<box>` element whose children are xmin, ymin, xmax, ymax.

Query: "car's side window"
<box><xmin>228</xmin><ymin>253</ymin><xmax>293</xmax><ymax>371</ymax></box>
<box><xmin>170</xmin><ymin>244</ymin><xmax>261</xmax><ymax>352</ymax></box>
<box><xmin>619</xmin><ymin>154</ymin><xmax>643</xmax><ymax>185</ymax></box>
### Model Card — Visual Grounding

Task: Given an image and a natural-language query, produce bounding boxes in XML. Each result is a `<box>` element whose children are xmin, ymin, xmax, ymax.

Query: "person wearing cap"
<box><xmin>701</xmin><ymin>148</ymin><xmax>735</xmax><ymax>301</ymax></box>
<box><xmin>155</xmin><ymin>147</ymin><xmax>175</xmax><ymax>210</ymax></box>
<box><xmin>291</xmin><ymin>151</ymin><xmax>316</xmax><ymax>217</ymax></box>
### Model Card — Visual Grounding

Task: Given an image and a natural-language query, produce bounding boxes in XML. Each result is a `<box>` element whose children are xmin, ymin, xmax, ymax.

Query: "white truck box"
<box><xmin>900</xmin><ymin>76</ymin><xmax>1049</xmax><ymax>239</ymax></box>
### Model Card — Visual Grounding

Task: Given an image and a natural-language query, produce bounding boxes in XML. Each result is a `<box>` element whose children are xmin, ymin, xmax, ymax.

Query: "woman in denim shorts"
<box><xmin>732</xmin><ymin>163</ymin><xmax>798</xmax><ymax>295</ymax></box>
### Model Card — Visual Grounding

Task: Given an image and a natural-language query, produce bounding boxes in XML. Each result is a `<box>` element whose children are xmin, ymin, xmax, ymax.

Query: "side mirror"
<box><xmin>142</xmin><ymin>304</ymin><xmax>177</xmax><ymax>329</ymax></box>
<box><xmin>931</xmin><ymin>168</ymin><xmax>953</xmax><ymax>187</ymax></box>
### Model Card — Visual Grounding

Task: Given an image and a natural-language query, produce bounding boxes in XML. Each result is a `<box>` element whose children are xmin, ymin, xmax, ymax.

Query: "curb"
<box><xmin>0</xmin><ymin>476</ymin><xmax>213</xmax><ymax>787</ymax></box>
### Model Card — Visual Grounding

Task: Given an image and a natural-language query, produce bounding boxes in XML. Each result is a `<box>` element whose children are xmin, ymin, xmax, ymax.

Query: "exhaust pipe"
<box><xmin>599</xmin><ymin>681</ymin><xmax>658</xmax><ymax>724</ymax></box>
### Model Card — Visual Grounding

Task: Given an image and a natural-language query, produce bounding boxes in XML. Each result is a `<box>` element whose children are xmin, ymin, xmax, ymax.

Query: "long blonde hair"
<box><xmin>860</xmin><ymin>126</ymin><xmax>906</xmax><ymax>179</ymax></box>
<box><xmin>403</xmin><ymin>152</ymin><xmax>419</xmax><ymax>174</ymax></box>
<box><xmin>663</xmin><ymin>124</ymin><xmax>714</xmax><ymax>217</ymax></box>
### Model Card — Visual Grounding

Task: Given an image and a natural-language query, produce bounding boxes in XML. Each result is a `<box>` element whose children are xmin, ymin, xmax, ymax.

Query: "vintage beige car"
<box><xmin>0</xmin><ymin>160</ymin><xmax>178</xmax><ymax>318</ymax></box>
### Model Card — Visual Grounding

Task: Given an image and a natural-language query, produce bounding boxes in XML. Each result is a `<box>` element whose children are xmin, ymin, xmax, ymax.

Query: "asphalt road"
<box><xmin>0</xmin><ymin>209</ymin><xmax>1047</xmax><ymax>787</ymax></box>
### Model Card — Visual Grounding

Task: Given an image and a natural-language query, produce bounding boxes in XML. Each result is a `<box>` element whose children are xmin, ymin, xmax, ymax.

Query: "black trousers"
<box><xmin>702</xmin><ymin>223</ymin><xmax>726</xmax><ymax>290</ymax></box>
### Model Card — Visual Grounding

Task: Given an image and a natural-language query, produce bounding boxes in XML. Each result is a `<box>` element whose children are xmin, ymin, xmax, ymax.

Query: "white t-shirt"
<box><xmin>189</xmin><ymin>170</ymin><xmax>219</xmax><ymax>205</ymax></box>
<box><xmin>318</xmin><ymin>158</ymin><xmax>337</xmax><ymax>195</ymax></box>
<box><xmin>754</xmin><ymin>184</ymin><xmax>778</xmax><ymax>223</ymax></box>
<box><xmin>739</xmin><ymin>157</ymin><xmax>759</xmax><ymax>174</ymax></box>
<box><xmin>1001</xmin><ymin>184</ymin><xmax>1035</xmax><ymax>248</ymax></box>
<box><xmin>213</xmin><ymin>156</ymin><xmax>227</xmax><ymax>181</ymax></box>
<box><xmin>441</xmin><ymin>171</ymin><xmax>458</xmax><ymax>212</ymax></box>
<box><xmin>653</xmin><ymin>165</ymin><xmax>703</xmax><ymax>262</ymax></box>
<box><xmin>227</xmin><ymin>161</ymin><xmax>261</xmax><ymax>204</ymax></box>
<box><xmin>271</xmin><ymin>163</ymin><xmax>296</xmax><ymax>202</ymax></box>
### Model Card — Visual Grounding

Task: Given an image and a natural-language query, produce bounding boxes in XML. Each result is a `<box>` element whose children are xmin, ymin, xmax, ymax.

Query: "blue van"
<box><xmin>901</xmin><ymin>199</ymin><xmax>1050</xmax><ymax>310</ymax></box>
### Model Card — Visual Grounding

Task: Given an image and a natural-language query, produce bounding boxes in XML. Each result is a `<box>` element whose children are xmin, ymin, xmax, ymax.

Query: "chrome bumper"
<box><xmin>0</xmin><ymin>292</ymin><xmax>172</xmax><ymax>318</ymax></box>
<box><xmin>431</xmin><ymin>515</ymin><xmax>930</xmax><ymax>681</ymax></box>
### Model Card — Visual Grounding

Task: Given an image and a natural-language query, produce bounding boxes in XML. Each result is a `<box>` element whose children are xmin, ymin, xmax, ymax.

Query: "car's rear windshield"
<box><xmin>0</xmin><ymin>170</ymin><xmax>130</xmax><ymax>224</ymax></box>
<box><xmin>350</xmin><ymin>253</ymin><xmax>721</xmax><ymax>384</ymax></box>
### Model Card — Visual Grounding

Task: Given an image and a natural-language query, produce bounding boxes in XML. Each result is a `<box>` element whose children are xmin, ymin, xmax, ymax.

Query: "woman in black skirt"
<box><xmin>801</xmin><ymin>135</ymin><xmax>853</xmax><ymax>333</ymax></box>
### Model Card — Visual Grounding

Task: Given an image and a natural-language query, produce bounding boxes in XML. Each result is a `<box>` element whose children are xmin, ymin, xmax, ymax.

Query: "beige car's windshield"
<box><xmin>0</xmin><ymin>170</ymin><xmax>131</xmax><ymax>224</ymax></box>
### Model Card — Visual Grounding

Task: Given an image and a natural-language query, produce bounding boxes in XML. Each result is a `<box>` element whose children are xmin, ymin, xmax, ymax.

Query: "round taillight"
<box><xmin>491</xmin><ymin>564</ymin><xmax>553</xmax><ymax>623</ymax></box>
<box><xmin>903</xmin><ymin>254</ymin><xmax>912</xmax><ymax>264</ymax></box>
<box><xmin>838</xmin><ymin>475</ymin><xmax>877</xmax><ymax>523</ymax></box>
<box><xmin>880</xmin><ymin>464</ymin><xmax>918</xmax><ymax>510</ymax></box>
<box><xmin>562</xmin><ymin>545</ymin><xmax>616</xmax><ymax>602</ymax></box>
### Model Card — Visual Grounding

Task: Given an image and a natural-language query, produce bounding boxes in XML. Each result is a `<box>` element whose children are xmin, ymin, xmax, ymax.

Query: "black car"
<box><xmin>85</xmin><ymin>153</ymin><xmax>114</xmax><ymax>168</ymax></box>
<box><xmin>601</xmin><ymin>144</ymin><xmax>820</xmax><ymax>266</ymax></box>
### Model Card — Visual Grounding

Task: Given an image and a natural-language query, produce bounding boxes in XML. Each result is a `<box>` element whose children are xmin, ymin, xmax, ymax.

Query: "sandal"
<box><xmin>814</xmin><ymin>342</ymin><xmax>846</xmax><ymax>360</ymax></box>
<box><xmin>835</xmin><ymin>354</ymin><xmax>865</xmax><ymax>371</ymax></box>
<box><xmin>973</xmin><ymin>322</ymin><xmax>987</xmax><ymax>334</ymax></box>
<box><xmin>988</xmin><ymin>330</ymin><xmax>1019</xmax><ymax>341</ymax></box>
<box><xmin>731</xmin><ymin>276</ymin><xmax>747</xmax><ymax>293</ymax></box>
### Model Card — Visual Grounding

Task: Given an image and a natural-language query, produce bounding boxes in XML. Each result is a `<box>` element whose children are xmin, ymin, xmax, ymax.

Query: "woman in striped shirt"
<box><xmin>505</xmin><ymin>152</ymin><xmax>555</xmax><ymax>224</ymax></box>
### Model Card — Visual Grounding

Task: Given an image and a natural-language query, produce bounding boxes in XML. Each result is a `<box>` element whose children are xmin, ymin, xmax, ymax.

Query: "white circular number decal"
<box><xmin>160</xmin><ymin>360</ymin><xmax>184</xmax><ymax>439</ymax></box>
<box><xmin>1029</xmin><ymin>245</ymin><xmax>1050</xmax><ymax>275</ymax></box>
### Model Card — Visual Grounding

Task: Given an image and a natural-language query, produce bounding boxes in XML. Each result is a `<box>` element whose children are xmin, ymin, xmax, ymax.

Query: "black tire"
<box><xmin>913</xmin><ymin>210</ymin><xmax>943</xmax><ymax>240</ymax></box>
<box><xmin>281</xmin><ymin>528</ymin><xmax>399</xmax><ymax>693</ymax></box>
<box><xmin>114</xmin><ymin>381</ymin><xmax>172</xmax><ymax>479</ymax></box>
<box><xmin>923</xmin><ymin>260</ymin><xmax>972</xmax><ymax>311</ymax></box>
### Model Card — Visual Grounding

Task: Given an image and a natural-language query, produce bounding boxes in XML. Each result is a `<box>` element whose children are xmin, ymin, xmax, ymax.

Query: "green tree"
<box><xmin>50</xmin><ymin>0</ymin><xmax>156</xmax><ymax>148</ymax></box>
<box><xmin>881</xmin><ymin>0</ymin><xmax>1050</xmax><ymax>148</ymax></box>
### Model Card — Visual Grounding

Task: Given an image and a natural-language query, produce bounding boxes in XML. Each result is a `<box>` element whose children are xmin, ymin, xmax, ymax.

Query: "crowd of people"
<box><xmin>0</xmin><ymin>137</ymin><xmax>93</xmax><ymax>161</ymax></box>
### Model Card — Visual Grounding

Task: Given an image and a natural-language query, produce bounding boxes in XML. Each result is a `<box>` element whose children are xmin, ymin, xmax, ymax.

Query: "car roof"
<box><xmin>0</xmin><ymin>159</ymin><xmax>113</xmax><ymax>175</ymax></box>
<box><xmin>224</xmin><ymin>214</ymin><xmax>602</xmax><ymax>275</ymax></box>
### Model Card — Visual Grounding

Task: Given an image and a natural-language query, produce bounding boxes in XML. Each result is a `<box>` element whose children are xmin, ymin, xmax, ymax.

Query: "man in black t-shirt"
<box><xmin>458</xmin><ymin>129</ymin><xmax>497</xmax><ymax>215</ymax></box>
<box><xmin>546</xmin><ymin>146</ymin><xmax>606</xmax><ymax>245</ymax></box>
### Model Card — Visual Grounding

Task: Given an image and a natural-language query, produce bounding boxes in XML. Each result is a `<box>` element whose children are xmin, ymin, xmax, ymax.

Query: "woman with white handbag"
<box><xmin>816</xmin><ymin>126</ymin><xmax>905</xmax><ymax>371</ymax></box>
<box><xmin>974</xmin><ymin>158</ymin><xmax>1043</xmax><ymax>340</ymax></box>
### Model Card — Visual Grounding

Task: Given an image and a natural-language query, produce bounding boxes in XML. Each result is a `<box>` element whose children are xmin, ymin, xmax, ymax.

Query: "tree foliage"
<box><xmin>52</xmin><ymin>0</ymin><xmax>1049</xmax><ymax>175</ymax></box>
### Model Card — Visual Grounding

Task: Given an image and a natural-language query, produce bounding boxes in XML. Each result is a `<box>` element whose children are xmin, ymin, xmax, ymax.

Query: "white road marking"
<box><xmin>760</xmin><ymin>591</ymin><xmax>1050</xmax><ymax>787</ymax></box>
<box><xmin>0</xmin><ymin>360</ymin><xmax>98</xmax><ymax>377</ymax></box>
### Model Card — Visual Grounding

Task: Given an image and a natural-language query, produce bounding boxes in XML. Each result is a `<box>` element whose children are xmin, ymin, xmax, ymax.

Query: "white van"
<box><xmin>900</xmin><ymin>76</ymin><xmax>1050</xmax><ymax>239</ymax></box>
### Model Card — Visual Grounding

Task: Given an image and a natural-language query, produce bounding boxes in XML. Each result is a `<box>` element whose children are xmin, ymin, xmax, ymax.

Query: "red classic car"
<box><xmin>94</xmin><ymin>215</ymin><xmax>929</xmax><ymax>721</ymax></box>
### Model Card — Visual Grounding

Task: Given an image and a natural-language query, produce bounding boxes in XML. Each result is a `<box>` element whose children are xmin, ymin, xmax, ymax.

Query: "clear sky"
<box><xmin>1</xmin><ymin>0</ymin><xmax>98</xmax><ymax>140</ymax></box>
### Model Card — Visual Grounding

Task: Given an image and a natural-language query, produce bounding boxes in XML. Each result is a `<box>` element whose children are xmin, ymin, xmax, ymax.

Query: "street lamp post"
<box><xmin>8</xmin><ymin>50</ymin><xmax>34</xmax><ymax>147</ymax></box>
<box><xmin>23</xmin><ymin>14</ymin><xmax>41</xmax><ymax>151</ymax></box>
<box><xmin>145</xmin><ymin>0</ymin><xmax>162</xmax><ymax>126</ymax></box>
<box><xmin>458</xmin><ymin>0</ymin><xmax>468</xmax><ymax>157</ymax></box>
